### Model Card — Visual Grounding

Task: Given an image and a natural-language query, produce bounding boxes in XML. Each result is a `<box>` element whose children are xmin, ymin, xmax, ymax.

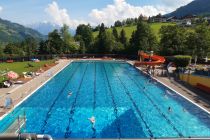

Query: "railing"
<box><xmin>0</xmin><ymin>133</ymin><xmax>52</xmax><ymax>140</ymax></box>
<box><xmin>4</xmin><ymin>111</ymin><xmax>26</xmax><ymax>134</ymax></box>
<box><xmin>0</xmin><ymin>54</ymin><xmax>137</xmax><ymax>63</ymax></box>
<box><xmin>0</xmin><ymin>134</ymin><xmax>209</xmax><ymax>140</ymax></box>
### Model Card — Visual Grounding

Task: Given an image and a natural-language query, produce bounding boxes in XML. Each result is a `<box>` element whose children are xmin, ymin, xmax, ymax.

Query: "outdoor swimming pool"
<box><xmin>0</xmin><ymin>60</ymin><xmax>210</xmax><ymax>139</ymax></box>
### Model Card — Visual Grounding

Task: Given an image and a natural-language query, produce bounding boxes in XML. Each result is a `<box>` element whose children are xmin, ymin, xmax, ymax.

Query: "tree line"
<box><xmin>0</xmin><ymin>18</ymin><xmax>210</xmax><ymax>59</ymax></box>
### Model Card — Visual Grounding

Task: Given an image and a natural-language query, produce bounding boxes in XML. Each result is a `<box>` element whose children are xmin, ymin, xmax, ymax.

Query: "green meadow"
<box><xmin>0</xmin><ymin>60</ymin><xmax>54</xmax><ymax>82</ymax></box>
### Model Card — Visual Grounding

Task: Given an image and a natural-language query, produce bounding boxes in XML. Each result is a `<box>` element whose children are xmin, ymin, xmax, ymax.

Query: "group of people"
<box><xmin>146</xmin><ymin>65</ymin><xmax>156</xmax><ymax>76</ymax></box>
<box><xmin>168</xmin><ymin>106</ymin><xmax>187</xmax><ymax>113</ymax></box>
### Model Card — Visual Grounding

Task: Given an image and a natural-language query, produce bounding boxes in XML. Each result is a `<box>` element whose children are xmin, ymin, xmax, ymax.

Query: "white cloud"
<box><xmin>45</xmin><ymin>0</ymin><xmax>193</xmax><ymax>28</ymax></box>
<box><xmin>45</xmin><ymin>1</ymin><xmax>86</xmax><ymax>29</ymax></box>
<box><xmin>89</xmin><ymin>0</ymin><xmax>169</xmax><ymax>26</ymax></box>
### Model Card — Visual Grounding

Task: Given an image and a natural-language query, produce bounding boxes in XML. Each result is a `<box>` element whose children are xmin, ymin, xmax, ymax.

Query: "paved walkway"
<box><xmin>0</xmin><ymin>59</ymin><xmax>70</xmax><ymax>118</ymax></box>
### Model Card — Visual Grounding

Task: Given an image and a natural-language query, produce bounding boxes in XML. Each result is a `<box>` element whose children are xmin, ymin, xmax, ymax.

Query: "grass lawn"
<box><xmin>0</xmin><ymin>60</ymin><xmax>55</xmax><ymax>83</ymax></box>
<box><xmin>93</xmin><ymin>22</ymin><xmax>176</xmax><ymax>40</ymax></box>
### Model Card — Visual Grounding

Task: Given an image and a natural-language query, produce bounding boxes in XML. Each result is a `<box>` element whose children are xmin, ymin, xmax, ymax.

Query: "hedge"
<box><xmin>166</xmin><ymin>55</ymin><xmax>192</xmax><ymax>68</ymax></box>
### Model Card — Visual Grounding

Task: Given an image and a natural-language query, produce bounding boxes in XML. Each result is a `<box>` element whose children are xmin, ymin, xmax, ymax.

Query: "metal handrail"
<box><xmin>0</xmin><ymin>133</ymin><xmax>53</xmax><ymax>140</ymax></box>
<box><xmin>0</xmin><ymin>134</ymin><xmax>210</xmax><ymax>140</ymax></box>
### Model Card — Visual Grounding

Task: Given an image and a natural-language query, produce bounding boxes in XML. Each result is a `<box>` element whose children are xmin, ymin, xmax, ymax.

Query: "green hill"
<box><xmin>0</xmin><ymin>18</ymin><xmax>45</xmax><ymax>45</ymax></box>
<box><xmin>93</xmin><ymin>23</ymin><xmax>175</xmax><ymax>39</ymax></box>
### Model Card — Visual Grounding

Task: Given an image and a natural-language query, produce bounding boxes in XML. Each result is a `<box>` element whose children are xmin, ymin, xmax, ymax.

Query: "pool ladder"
<box><xmin>5</xmin><ymin>112</ymin><xmax>26</xmax><ymax>134</ymax></box>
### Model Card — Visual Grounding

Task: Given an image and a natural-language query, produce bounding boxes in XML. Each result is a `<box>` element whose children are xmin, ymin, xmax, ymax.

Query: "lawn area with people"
<box><xmin>0</xmin><ymin>60</ymin><xmax>55</xmax><ymax>83</ymax></box>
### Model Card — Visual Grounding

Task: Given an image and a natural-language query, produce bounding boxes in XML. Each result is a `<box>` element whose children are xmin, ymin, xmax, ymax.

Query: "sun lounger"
<box><xmin>14</xmin><ymin>81</ymin><xmax>24</xmax><ymax>84</ymax></box>
<box><xmin>23</xmin><ymin>72</ymin><xmax>33</xmax><ymax>79</ymax></box>
<box><xmin>3</xmin><ymin>81</ymin><xmax>12</xmax><ymax>88</ymax></box>
<box><xmin>23</xmin><ymin>75</ymin><xmax>32</xmax><ymax>79</ymax></box>
<box><xmin>35</xmin><ymin>72</ymin><xmax>41</xmax><ymax>76</ymax></box>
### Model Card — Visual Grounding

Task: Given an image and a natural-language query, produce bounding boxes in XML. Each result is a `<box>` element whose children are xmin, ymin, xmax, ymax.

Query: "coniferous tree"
<box><xmin>129</xmin><ymin>19</ymin><xmax>157</xmax><ymax>54</ymax></box>
<box><xmin>119</xmin><ymin>29</ymin><xmax>127</xmax><ymax>45</ymax></box>
<box><xmin>112</xmin><ymin>27</ymin><xmax>119</xmax><ymax>41</ymax></box>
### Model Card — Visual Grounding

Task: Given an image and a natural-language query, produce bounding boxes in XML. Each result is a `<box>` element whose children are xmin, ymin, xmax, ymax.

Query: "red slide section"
<box><xmin>135</xmin><ymin>52</ymin><xmax>165</xmax><ymax>66</ymax></box>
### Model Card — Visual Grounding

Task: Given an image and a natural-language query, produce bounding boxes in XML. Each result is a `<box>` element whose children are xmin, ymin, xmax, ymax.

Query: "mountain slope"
<box><xmin>0</xmin><ymin>18</ymin><xmax>44</xmax><ymax>45</ymax></box>
<box><xmin>166</xmin><ymin>0</ymin><xmax>210</xmax><ymax>18</ymax></box>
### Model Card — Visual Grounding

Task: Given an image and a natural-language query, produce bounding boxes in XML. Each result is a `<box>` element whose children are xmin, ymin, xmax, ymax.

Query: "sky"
<box><xmin>0</xmin><ymin>0</ymin><xmax>193</xmax><ymax>28</ymax></box>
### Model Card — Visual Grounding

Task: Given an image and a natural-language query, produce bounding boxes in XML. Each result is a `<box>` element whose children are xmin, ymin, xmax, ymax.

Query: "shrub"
<box><xmin>166</xmin><ymin>55</ymin><xmax>192</xmax><ymax>68</ymax></box>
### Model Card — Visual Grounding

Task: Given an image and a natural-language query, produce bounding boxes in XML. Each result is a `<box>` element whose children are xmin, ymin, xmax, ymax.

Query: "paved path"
<box><xmin>0</xmin><ymin>60</ymin><xmax>70</xmax><ymax>118</ymax></box>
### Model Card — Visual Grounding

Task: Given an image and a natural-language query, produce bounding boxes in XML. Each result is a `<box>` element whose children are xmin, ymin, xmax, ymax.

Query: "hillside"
<box><xmin>93</xmin><ymin>23</ymin><xmax>175</xmax><ymax>39</ymax></box>
<box><xmin>166</xmin><ymin>0</ymin><xmax>210</xmax><ymax>18</ymax></box>
<box><xmin>0</xmin><ymin>18</ymin><xmax>44</xmax><ymax>45</ymax></box>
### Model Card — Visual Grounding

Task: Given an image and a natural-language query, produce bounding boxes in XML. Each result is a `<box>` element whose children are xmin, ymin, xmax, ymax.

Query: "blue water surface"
<box><xmin>0</xmin><ymin>60</ymin><xmax>210</xmax><ymax>138</ymax></box>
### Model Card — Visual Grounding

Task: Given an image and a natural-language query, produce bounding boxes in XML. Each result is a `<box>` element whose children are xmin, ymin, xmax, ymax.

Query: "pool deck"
<box><xmin>155</xmin><ymin>76</ymin><xmax>210</xmax><ymax>112</ymax></box>
<box><xmin>127</xmin><ymin>61</ymin><xmax>210</xmax><ymax>113</ymax></box>
<box><xmin>0</xmin><ymin>59</ymin><xmax>71</xmax><ymax>119</ymax></box>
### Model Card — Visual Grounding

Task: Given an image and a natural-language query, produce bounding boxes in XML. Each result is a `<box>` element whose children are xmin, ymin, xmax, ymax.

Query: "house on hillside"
<box><xmin>204</xmin><ymin>17</ymin><xmax>210</xmax><ymax>24</ymax></box>
<box><xmin>166</xmin><ymin>16</ymin><xmax>179</xmax><ymax>22</ymax></box>
<box><xmin>149</xmin><ymin>14</ymin><xmax>167</xmax><ymax>23</ymax></box>
<box><xmin>178</xmin><ymin>14</ymin><xmax>198</xmax><ymax>26</ymax></box>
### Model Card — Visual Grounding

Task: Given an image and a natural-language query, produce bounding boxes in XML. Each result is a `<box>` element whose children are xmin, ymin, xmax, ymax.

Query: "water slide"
<box><xmin>134</xmin><ymin>52</ymin><xmax>165</xmax><ymax>66</ymax></box>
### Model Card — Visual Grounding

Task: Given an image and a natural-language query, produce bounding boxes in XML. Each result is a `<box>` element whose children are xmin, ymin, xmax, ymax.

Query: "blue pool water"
<box><xmin>0</xmin><ymin>60</ymin><xmax>210</xmax><ymax>138</ymax></box>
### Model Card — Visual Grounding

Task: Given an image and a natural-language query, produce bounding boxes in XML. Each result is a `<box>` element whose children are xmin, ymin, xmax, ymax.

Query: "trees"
<box><xmin>39</xmin><ymin>40</ymin><xmax>49</xmax><ymax>54</ymax></box>
<box><xmin>112</xmin><ymin>27</ymin><xmax>119</xmax><ymax>41</ymax></box>
<box><xmin>75</xmin><ymin>24</ymin><xmax>93</xmax><ymax>53</ymax></box>
<box><xmin>114</xmin><ymin>20</ymin><xmax>122</xmax><ymax>27</ymax></box>
<box><xmin>119</xmin><ymin>29</ymin><xmax>127</xmax><ymax>45</ymax></box>
<box><xmin>95</xmin><ymin>23</ymin><xmax>107</xmax><ymax>53</ymax></box>
<box><xmin>24</xmin><ymin>37</ymin><xmax>39</xmax><ymax>57</ymax></box>
<box><xmin>193</xmin><ymin>23</ymin><xmax>210</xmax><ymax>57</ymax></box>
<box><xmin>4</xmin><ymin>43</ymin><xmax>25</xmax><ymax>57</ymax></box>
<box><xmin>60</xmin><ymin>24</ymin><xmax>79</xmax><ymax>54</ymax></box>
<box><xmin>95</xmin><ymin>23</ymin><xmax>118</xmax><ymax>54</ymax></box>
<box><xmin>0</xmin><ymin>46</ymin><xmax>4</xmax><ymax>57</ymax></box>
<box><xmin>160</xmin><ymin>25</ymin><xmax>186</xmax><ymax>56</ymax></box>
<box><xmin>129</xmin><ymin>19</ymin><xmax>157</xmax><ymax>54</ymax></box>
<box><xmin>38</xmin><ymin>24</ymin><xmax>80</xmax><ymax>55</ymax></box>
<box><xmin>186</xmin><ymin>23</ymin><xmax>210</xmax><ymax>58</ymax></box>
<box><xmin>60</xmin><ymin>24</ymin><xmax>72</xmax><ymax>53</ymax></box>
<box><xmin>48</xmin><ymin>29</ymin><xmax>64</xmax><ymax>54</ymax></box>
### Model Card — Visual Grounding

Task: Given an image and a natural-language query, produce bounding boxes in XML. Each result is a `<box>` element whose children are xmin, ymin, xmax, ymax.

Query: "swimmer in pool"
<box><xmin>168</xmin><ymin>107</ymin><xmax>172</xmax><ymax>112</ymax></box>
<box><xmin>164</xmin><ymin>93</ymin><xmax>168</xmax><ymax>99</ymax></box>
<box><xmin>183</xmin><ymin>108</ymin><xmax>187</xmax><ymax>112</ymax></box>
<box><xmin>88</xmin><ymin>116</ymin><xmax>96</xmax><ymax>124</ymax></box>
<box><xmin>67</xmin><ymin>92</ymin><xmax>72</xmax><ymax>98</ymax></box>
<box><xmin>148</xmin><ymin>79</ymin><xmax>152</xmax><ymax>83</ymax></box>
